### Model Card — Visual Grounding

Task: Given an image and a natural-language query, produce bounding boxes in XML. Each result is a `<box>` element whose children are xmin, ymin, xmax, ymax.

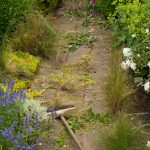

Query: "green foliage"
<box><xmin>33</xmin><ymin>0</ymin><xmax>58</xmax><ymax>14</ymax></box>
<box><xmin>0</xmin><ymin>0</ymin><xmax>32</xmax><ymax>69</ymax></box>
<box><xmin>104</xmin><ymin>50</ymin><xmax>132</xmax><ymax>114</ymax></box>
<box><xmin>0</xmin><ymin>0</ymin><xmax>32</xmax><ymax>41</ymax></box>
<box><xmin>11</xmin><ymin>12</ymin><xmax>56</xmax><ymax>59</ymax></box>
<box><xmin>63</xmin><ymin>32</ymin><xmax>95</xmax><ymax>52</ymax></box>
<box><xmin>5</xmin><ymin>50</ymin><xmax>40</xmax><ymax>77</ymax></box>
<box><xmin>67</xmin><ymin>109</ymin><xmax>111</xmax><ymax>132</ymax></box>
<box><xmin>109</xmin><ymin>0</ymin><xmax>147</xmax><ymax>46</ymax></box>
<box><xmin>55</xmin><ymin>130</ymin><xmax>68</xmax><ymax>150</ymax></box>
<box><xmin>109</xmin><ymin>0</ymin><xmax>150</xmax><ymax>92</ymax></box>
<box><xmin>95</xmin><ymin>0</ymin><xmax>115</xmax><ymax>16</ymax></box>
<box><xmin>102</xmin><ymin>116</ymin><xmax>146</xmax><ymax>150</ymax></box>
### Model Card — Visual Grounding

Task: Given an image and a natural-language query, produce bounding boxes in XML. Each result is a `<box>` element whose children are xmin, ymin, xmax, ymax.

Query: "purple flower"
<box><xmin>1</xmin><ymin>128</ymin><xmax>14</xmax><ymax>140</ymax></box>
<box><xmin>34</xmin><ymin>125</ymin><xmax>40</xmax><ymax>130</ymax></box>
<box><xmin>17</xmin><ymin>133</ymin><xmax>23</xmax><ymax>139</ymax></box>
<box><xmin>27</xmin><ymin>127</ymin><xmax>32</xmax><ymax>134</ymax></box>
<box><xmin>12</xmin><ymin>121</ymin><xmax>18</xmax><ymax>127</ymax></box>
<box><xmin>8</xmin><ymin>80</ymin><xmax>15</xmax><ymax>89</ymax></box>
<box><xmin>0</xmin><ymin>117</ymin><xmax>4</xmax><ymax>123</ymax></box>
<box><xmin>25</xmin><ymin>144</ymin><xmax>35</xmax><ymax>150</ymax></box>
<box><xmin>13</xmin><ymin>139</ymin><xmax>20</xmax><ymax>148</ymax></box>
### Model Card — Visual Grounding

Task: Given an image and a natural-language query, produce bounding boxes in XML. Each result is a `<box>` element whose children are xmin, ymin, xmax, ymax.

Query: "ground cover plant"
<box><xmin>63</xmin><ymin>31</ymin><xmax>95</xmax><ymax>52</ymax></box>
<box><xmin>0</xmin><ymin>80</ymin><xmax>50</xmax><ymax>149</ymax></box>
<box><xmin>5</xmin><ymin>51</ymin><xmax>40</xmax><ymax>77</ymax></box>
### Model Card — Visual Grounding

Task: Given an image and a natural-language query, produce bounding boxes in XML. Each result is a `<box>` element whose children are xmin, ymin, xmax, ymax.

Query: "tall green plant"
<box><xmin>0</xmin><ymin>0</ymin><xmax>32</xmax><ymax>40</ymax></box>
<box><xmin>11</xmin><ymin>12</ymin><xmax>56</xmax><ymax>59</ymax></box>
<box><xmin>0</xmin><ymin>0</ymin><xmax>32</xmax><ymax>69</ymax></box>
<box><xmin>104</xmin><ymin>50</ymin><xmax>132</xmax><ymax>114</ymax></box>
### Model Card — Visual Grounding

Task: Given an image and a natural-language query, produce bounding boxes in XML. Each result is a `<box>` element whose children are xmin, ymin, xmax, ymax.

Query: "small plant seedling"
<box><xmin>66</xmin><ymin>108</ymin><xmax>111</xmax><ymax>132</ymax></box>
<box><xmin>63</xmin><ymin>32</ymin><xmax>95</xmax><ymax>52</ymax></box>
<box><xmin>78</xmin><ymin>75</ymin><xmax>96</xmax><ymax>87</ymax></box>
<box><xmin>55</xmin><ymin>130</ymin><xmax>69</xmax><ymax>150</ymax></box>
<box><xmin>80</xmin><ymin>54</ymin><xmax>93</xmax><ymax>61</ymax></box>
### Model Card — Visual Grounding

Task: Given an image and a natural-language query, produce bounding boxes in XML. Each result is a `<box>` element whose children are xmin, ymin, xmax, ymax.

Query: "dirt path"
<box><xmin>31</xmin><ymin>1</ymin><xmax>112</xmax><ymax>150</ymax></box>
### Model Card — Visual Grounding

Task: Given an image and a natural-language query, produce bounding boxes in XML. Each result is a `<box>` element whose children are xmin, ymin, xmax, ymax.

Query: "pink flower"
<box><xmin>91</xmin><ymin>0</ymin><xmax>96</xmax><ymax>4</ymax></box>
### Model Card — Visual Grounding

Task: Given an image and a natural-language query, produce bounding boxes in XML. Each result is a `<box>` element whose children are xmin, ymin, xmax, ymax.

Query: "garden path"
<box><xmin>31</xmin><ymin>1</ymin><xmax>112</xmax><ymax>149</ymax></box>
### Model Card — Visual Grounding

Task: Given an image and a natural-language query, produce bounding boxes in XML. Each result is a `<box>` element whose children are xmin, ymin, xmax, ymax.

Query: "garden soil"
<box><xmin>31</xmin><ymin>1</ymin><xmax>113</xmax><ymax>149</ymax></box>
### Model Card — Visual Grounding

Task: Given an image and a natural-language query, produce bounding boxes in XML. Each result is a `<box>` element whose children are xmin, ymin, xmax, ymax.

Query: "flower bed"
<box><xmin>109</xmin><ymin>0</ymin><xmax>150</xmax><ymax>92</ymax></box>
<box><xmin>0</xmin><ymin>80</ymin><xmax>50</xmax><ymax>149</ymax></box>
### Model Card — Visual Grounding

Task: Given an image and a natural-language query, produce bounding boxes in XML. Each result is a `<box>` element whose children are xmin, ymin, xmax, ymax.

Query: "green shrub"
<box><xmin>0</xmin><ymin>0</ymin><xmax>32</xmax><ymax>42</ymax></box>
<box><xmin>102</xmin><ymin>116</ymin><xmax>146</xmax><ymax>150</ymax></box>
<box><xmin>11</xmin><ymin>12</ymin><xmax>56</xmax><ymax>59</ymax></box>
<box><xmin>0</xmin><ymin>0</ymin><xmax>32</xmax><ymax>69</ymax></box>
<box><xmin>95</xmin><ymin>0</ymin><xmax>115</xmax><ymax>16</ymax></box>
<box><xmin>33</xmin><ymin>0</ymin><xmax>58</xmax><ymax>14</ymax></box>
<box><xmin>5</xmin><ymin>50</ymin><xmax>40</xmax><ymax>77</ymax></box>
<box><xmin>109</xmin><ymin>0</ymin><xmax>150</xmax><ymax>93</ymax></box>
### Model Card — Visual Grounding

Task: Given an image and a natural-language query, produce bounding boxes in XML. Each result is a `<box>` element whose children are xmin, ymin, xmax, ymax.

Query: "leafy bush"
<box><xmin>102</xmin><ymin>116</ymin><xmax>146</xmax><ymax>150</ymax></box>
<box><xmin>5</xmin><ymin>50</ymin><xmax>40</xmax><ymax>77</ymax></box>
<box><xmin>0</xmin><ymin>0</ymin><xmax>32</xmax><ymax>41</ymax></box>
<box><xmin>11</xmin><ymin>12</ymin><xmax>56</xmax><ymax>59</ymax></box>
<box><xmin>109</xmin><ymin>0</ymin><xmax>150</xmax><ymax>93</ymax></box>
<box><xmin>95</xmin><ymin>0</ymin><xmax>115</xmax><ymax>16</ymax></box>
<box><xmin>0</xmin><ymin>80</ymin><xmax>49</xmax><ymax>149</ymax></box>
<box><xmin>0</xmin><ymin>0</ymin><xmax>32</xmax><ymax>69</ymax></box>
<box><xmin>33</xmin><ymin>0</ymin><xmax>58</xmax><ymax>14</ymax></box>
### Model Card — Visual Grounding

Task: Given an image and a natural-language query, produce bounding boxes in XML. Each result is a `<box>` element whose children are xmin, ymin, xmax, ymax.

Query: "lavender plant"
<box><xmin>0</xmin><ymin>80</ymin><xmax>49</xmax><ymax>150</ymax></box>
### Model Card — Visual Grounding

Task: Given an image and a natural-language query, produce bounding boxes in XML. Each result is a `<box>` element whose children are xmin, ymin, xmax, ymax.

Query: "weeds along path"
<box><xmin>31</xmin><ymin>1</ymin><xmax>112</xmax><ymax>150</ymax></box>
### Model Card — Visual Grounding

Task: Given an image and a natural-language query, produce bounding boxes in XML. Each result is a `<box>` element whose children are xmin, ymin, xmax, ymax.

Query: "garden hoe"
<box><xmin>47</xmin><ymin>105</ymin><xmax>83</xmax><ymax>150</ymax></box>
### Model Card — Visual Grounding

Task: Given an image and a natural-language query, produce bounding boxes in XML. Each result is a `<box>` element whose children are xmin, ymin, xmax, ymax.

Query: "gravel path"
<box><xmin>31</xmin><ymin>1</ymin><xmax>112</xmax><ymax>149</ymax></box>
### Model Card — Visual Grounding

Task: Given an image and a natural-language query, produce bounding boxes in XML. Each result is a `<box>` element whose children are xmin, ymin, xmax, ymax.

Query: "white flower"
<box><xmin>137</xmin><ymin>54</ymin><xmax>140</xmax><ymax>57</ymax></box>
<box><xmin>131</xmin><ymin>34</ymin><xmax>136</xmax><ymax>38</ymax></box>
<box><xmin>144</xmin><ymin>82</ymin><xmax>150</xmax><ymax>92</ymax></box>
<box><xmin>123</xmin><ymin>48</ymin><xmax>132</xmax><ymax>57</ymax></box>
<box><xmin>146</xmin><ymin>29</ymin><xmax>149</xmax><ymax>34</ymax></box>
<box><xmin>147</xmin><ymin>141</ymin><xmax>150</xmax><ymax>149</ymax></box>
<box><xmin>148</xmin><ymin>62</ymin><xmax>150</xmax><ymax>68</ymax></box>
<box><xmin>130</xmin><ymin>62</ymin><xmax>136</xmax><ymax>71</ymax></box>
<box><xmin>126</xmin><ymin>59</ymin><xmax>131</xmax><ymax>66</ymax></box>
<box><xmin>121</xmin><ymin>61</ymin><xmax>129</xmax><ymax>70</ymax></box>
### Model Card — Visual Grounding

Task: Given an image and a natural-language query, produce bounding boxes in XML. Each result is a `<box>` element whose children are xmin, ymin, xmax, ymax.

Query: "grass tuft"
<box><xmin>104</xmin><ymin>50</ymin><xmax>133</xmax><ymax>114</ymax></box>
<box><xmin>10</xmin><ymin>11</ymin><xmax>56</xmax><ymax>59</ymax></box>
<box><xmin>102</xmin><ymin>115</ymin><xmax>146</xmax><ymax>150</ymax></box>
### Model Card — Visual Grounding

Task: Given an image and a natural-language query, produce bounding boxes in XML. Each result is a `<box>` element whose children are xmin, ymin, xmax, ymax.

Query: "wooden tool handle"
<box><xmin>60</xmin><ymin>115</ymin><xmax>83</xmax><ymax>150</ymax></box>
